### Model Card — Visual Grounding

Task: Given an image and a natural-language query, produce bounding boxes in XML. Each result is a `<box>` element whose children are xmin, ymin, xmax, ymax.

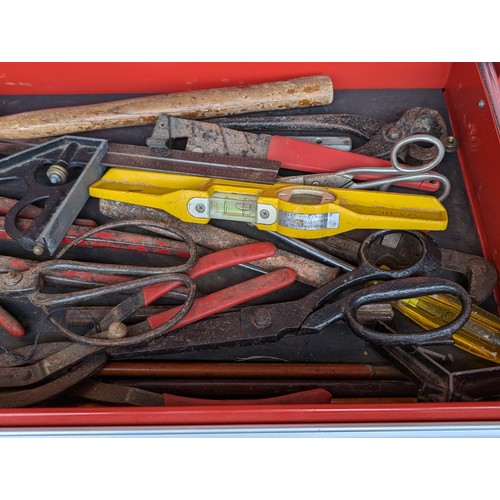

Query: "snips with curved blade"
<box><xmin>280</xmin><ymin>134</ymin><xmax>451</xmax><ymax>201</ymax></box>
<box><xmin>208</xmin><ymin>107</ymin><xmax>450</xmax><ymax>162</ymax></box>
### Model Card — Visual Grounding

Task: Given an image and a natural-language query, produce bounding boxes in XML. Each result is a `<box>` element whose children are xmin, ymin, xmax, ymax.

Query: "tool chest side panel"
<box><xmin>444</xmin><ymin>62</ymin><xmax>500</xmax><ymax>301</ymax></box>
<box><xmin>0</xmin><ymin>62</ymin><xmax>453</xmax><ymax>94</ymax></box>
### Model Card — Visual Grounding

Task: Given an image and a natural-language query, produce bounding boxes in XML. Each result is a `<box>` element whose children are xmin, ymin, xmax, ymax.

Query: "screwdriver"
<box><xmin>392</xmin><ymin>294</ymin><xmax>500</xmax><ymax>364</ymax></box>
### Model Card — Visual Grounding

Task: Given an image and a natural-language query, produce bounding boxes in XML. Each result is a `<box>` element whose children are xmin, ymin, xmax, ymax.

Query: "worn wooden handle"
<box><xmin>0</xmin><ymin>75</ymin><xmax>333</xmax><ymax>140</ymax></box>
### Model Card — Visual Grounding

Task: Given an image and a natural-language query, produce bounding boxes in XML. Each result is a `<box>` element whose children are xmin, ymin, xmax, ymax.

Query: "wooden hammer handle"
<box><xmin>0</xmin><ymin>75</ymin><xmax>333</xmax><ymax>140</ymax></box>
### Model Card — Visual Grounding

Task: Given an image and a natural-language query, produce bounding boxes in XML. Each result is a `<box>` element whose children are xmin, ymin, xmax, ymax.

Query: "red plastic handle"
<box><xmin>142</xmin><ymin>242</ymin><xmax>277</xmax><ymax>305</ymax></box>
<box><xmin>163</xmin><ymin>388</ymin><xmax>332</xmax><ymax>406</ymax></box>
<box><xmin>268</xmin><ymin>136</ymin><xmax>440</xmax><ymax>191</ymax></box>
<box><xmin>267</xmin><ymin>135</ymin><xmax>392</xmax><ymax>172</ymax></box>
<box><xmin>0</xmin><ymin>305</ymin><xmax>25</xmax><ymax>337</ymax></box>
<box><xmin>147</xmin><ymin>267</ymin><xmax>297</xmax><ymax>330</ymax></box>
<box><xmin>353</xmin><ymin>173</ymin><xmax>441</xmax><ymax>192</ymax></box>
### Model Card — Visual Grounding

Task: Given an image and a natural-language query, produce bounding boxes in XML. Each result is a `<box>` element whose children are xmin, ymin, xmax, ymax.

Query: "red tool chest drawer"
<box><xmin>0</xmin><ymin>61</ymin><xmax>499</xmax><ymax>433</ymax></box>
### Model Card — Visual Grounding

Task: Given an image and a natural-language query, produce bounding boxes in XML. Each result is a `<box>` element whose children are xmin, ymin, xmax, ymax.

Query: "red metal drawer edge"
<box><xmin>0</xmin><ymin>402</ymin><xmax>500</xmax><ymax>427</ymax></box>
<box><xmin>0</xmin><ymin>62</ymin><xmax>453</xmax><ymax>94</ymax></box>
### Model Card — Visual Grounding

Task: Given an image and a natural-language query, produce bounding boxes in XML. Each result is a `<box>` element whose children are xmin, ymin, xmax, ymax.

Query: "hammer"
<box><xmin>0</xmin><ymin>75</ymin><xmax>334</xmax><ymax>140</ymax></box>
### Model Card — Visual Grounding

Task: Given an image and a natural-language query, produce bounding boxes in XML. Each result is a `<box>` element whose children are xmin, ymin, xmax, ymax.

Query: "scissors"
<box><xmin>280</xmin><ymin>134</ymin><xmax>451</xmax><ymax>201</ymax></box>
<box><xmin>0</xmin><ymin>236</ymin><xmax>296</xmax><ymax>406</ymax></box>
<box><xmin>108</xmin><ymin>229</ymin><xmax>473</xmax><ymax>360</ymax></box>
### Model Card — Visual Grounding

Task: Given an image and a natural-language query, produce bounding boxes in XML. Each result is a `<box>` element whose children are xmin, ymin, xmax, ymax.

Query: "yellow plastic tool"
<box><xmin>393</xmin><ymin>294</ymin><xmax>500</xmax><ymax>364</ymax></box>
<box><xmin>89</xmin><ymin>169</ymin><xmax>448</xmax><ymax>238</ymax></box>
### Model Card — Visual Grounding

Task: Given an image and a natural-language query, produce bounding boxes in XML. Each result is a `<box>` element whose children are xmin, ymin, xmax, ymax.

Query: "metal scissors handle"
<box><xmin>300</xmin><ymin>276</ymin><xmax>471</xmax><ymax>345</ymax></box>
<box><xmin>296</xmin><ymin>229</ymin><xmax>471</xmax><ymax>345</ymax></box>
<box><xmin>113</xmin><ymin>229</ymin><xmax>472</xmax><ymax>354</ymax></box>
<box><xmin>0</xmin><ymin>219</ymin><xmax>200</xmax><ymax>347</ymax></box>
<box><xmin>287</xmin><ymin>228</ymin><xmax>471</xmax><ymax>345</ymax></box>
<box><xmin>299</xmin><ymin>229</ymin><xmax>442</xmax><ymax>311</ymax></box>
<box><xmin>282</xmin><ymin>134</ymin><xmax>451</xmax><ymax>201</ymax></box>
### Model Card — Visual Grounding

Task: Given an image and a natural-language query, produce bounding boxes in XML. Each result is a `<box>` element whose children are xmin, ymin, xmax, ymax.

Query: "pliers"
<box><xmin>0</xmin><ymin>240</ymin><xmax>297</xmax><ymax>407</ymax></box>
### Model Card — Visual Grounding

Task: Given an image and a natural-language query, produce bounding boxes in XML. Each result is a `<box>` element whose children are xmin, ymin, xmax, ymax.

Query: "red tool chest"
<box><xmin>0</xmin><ymin>61</ymin><xmax>499</xmax><ymax>431</ymax></box>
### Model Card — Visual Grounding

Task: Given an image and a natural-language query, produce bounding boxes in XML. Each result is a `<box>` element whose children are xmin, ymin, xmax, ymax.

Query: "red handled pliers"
<box><xmin>0</xmin><ymin>241</ymin><xmax>297</xmax><ymax>407</ymax></box>
<box><xmin>89</xmin><ymin>241</ymin><xmax>297</xmax><ymax>341</ymax></box>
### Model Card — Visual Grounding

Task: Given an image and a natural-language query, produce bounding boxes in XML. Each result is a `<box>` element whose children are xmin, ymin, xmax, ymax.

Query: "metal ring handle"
<box><xmin>41</xmin><ymin>273</ymin><xmax>198</xmax><ymax>347</ymax></box>
<box><xmin>50</xmin><ymin>219</ymin><xmax>198</xmax><ymax>275</ymax></box>
<box><xmin>357</xmin><ymin>229</ymin><xmax>442</xmax><ymax>278</ymax></box>
<box><xmin>390</xmin><ymin>134</ymin><xmax>445</xmax><ymax>173</ymax></box>
<box><xmin>343</xmin><ymin>277</ymin><xmax>472</xmax><ymax>345</ymax></box>
<box><xmin>376</xmin><ymin>172</ymin><xmax>451</xmax><ymax>202</ymax></box>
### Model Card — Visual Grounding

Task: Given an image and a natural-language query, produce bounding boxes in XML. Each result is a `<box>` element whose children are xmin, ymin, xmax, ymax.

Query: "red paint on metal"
<box><xmin>444</xmin><ymin>62</ymin><xmax>500</xmax><ymax>304</ymax></box>
<box><xmin>0</xmin><ymin>62</ymin><xmax>453</xmax><ymax>95</ymax></box>
<box><xmin>0</xmin><ymin>62</ymin><xmax>498</xmax><ymax>427</ymax></box>
<box><xmin>1</xmin><ymin>402</ymin><xmax>500</xmax><ymax>427</ymax></box>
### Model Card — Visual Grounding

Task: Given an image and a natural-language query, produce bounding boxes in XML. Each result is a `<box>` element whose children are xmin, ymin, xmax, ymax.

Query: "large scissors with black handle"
<box><xmin>112</xmin><ymin>229</ymin><xmax>473</xmax><ymax>358</ymax></box>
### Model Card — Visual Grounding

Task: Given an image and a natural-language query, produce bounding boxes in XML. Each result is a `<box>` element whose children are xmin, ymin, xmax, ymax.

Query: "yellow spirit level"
<box><xmin>89</xmin><ymin>169</ymin><xmax>448</xmax><ymax>238</ymax></box>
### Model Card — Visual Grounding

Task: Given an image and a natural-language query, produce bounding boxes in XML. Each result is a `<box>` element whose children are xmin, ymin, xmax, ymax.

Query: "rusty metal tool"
<box><xmin>108</xmin><ymin>230</ymin><xmax>473</xmax><ymax>359</ymax></box>
<box><xmin>0</xmin><ymin>226</ymin><xmax>297</xmax><ymax>347</ymax></box>
<box><xmin>0</xmin><ymin>134</ymin><xmax>284</xmax><ymax>257</ymax></box>
<box><xmin>305</xmin><ymin>232</ymin><xmax>500</xmax><ymax>362</ymax></box>
<box><xmin>0</xmin><ymin>248</ymin><xmax>298</xmax><ymax>407</ymax></box>
<box><xmin>376</xmin><ymin>342</ymin><xmax>500</xmax><ymax>402</ymax></box>
<box><xmin>0</xmin><ymin>352</ymin><xmax>108</xmax><ymax>408</ymax></box>
<box><xmin>96</xmin><ymin>360</ymin><xmax>406</xmax><ymax>379</ymax></box>
<box><xmin>0</xmin><ymin>75</ymin><xmax>334</xmax><ymax>139</ymax></box>
<box><xmin>98</xmin><ymin>199</ymin><xmax>341</xmax><ymax>288</ymax></box>
<box><xmin>0</xmin><ymin>136</ymin><xmax>108</xmax><ymax>256</ymax></box>
<box><xmin>208</xmin><ymin>107</ymin><xmax>449</xmax><ymax>162</ymax></box>
<box><xmin>81</xmin><ymin>241</ymin><xmax>295</xmax><ymax>341</ymax></box>
<box><xmin>309</xmin><ymin>233</ymin><xmax>499</xmax><ymax>305</ymax></box>
<box><xmin>0</xmin><ymin>138</ymin><xmax>282</xmax><ymax>185</ymax></box>
<box><xmin>64</xmin><ymin>302</ymin><xmax>396</xmax><ymax>332</ymax></box>
<box><xmin>0</xmin><ymin>218</ymin><xmax>201</xmax><ymax>347</ymax></box>
<box><xmin>146</xmin><ymin>114</ymin><xmax>442</xmax><ymax>192</ymax></box>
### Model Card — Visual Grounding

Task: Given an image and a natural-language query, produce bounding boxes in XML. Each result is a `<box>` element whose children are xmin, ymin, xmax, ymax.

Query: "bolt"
<box><xmin>195</xmin><ymin>203</ymin><xmax>206</xmax><ymax>213</ymax></box>
<box><xmin>259</xmin><ymin>209</ymin><xmax>270</xmax><ymax>219</ymax></box>
<box><xmin>478</xmin><ymin>99</ymin><xmax>485</xmax><ymax>109</ymax></box>
<box><xmin>32</xmin><ymin>244</ymin><xmax>45</xmax><ymax>256</ymax></box>
<box><xmin>47</xmin><ymin>164</ymin><xmax>69</xmax><ymax>184</ymax></box>
<box><xmin>445</xmin><ymin>136</ymin><xmax>459</xmax><ymax>153</ymax></box>
<box><xmin>385</xmin><ymin>126</ymin><xmax>402</xmax><ymax>141</ymax></box>
<box><xmin>2</xmin><ymin>272</ymin><xmax>23</xmax><ymax>286</ymax></box>
<box><xmin>251</xmin><ymin>308</ymin><xmax>273</xmax><ymax>329</ymax></box>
